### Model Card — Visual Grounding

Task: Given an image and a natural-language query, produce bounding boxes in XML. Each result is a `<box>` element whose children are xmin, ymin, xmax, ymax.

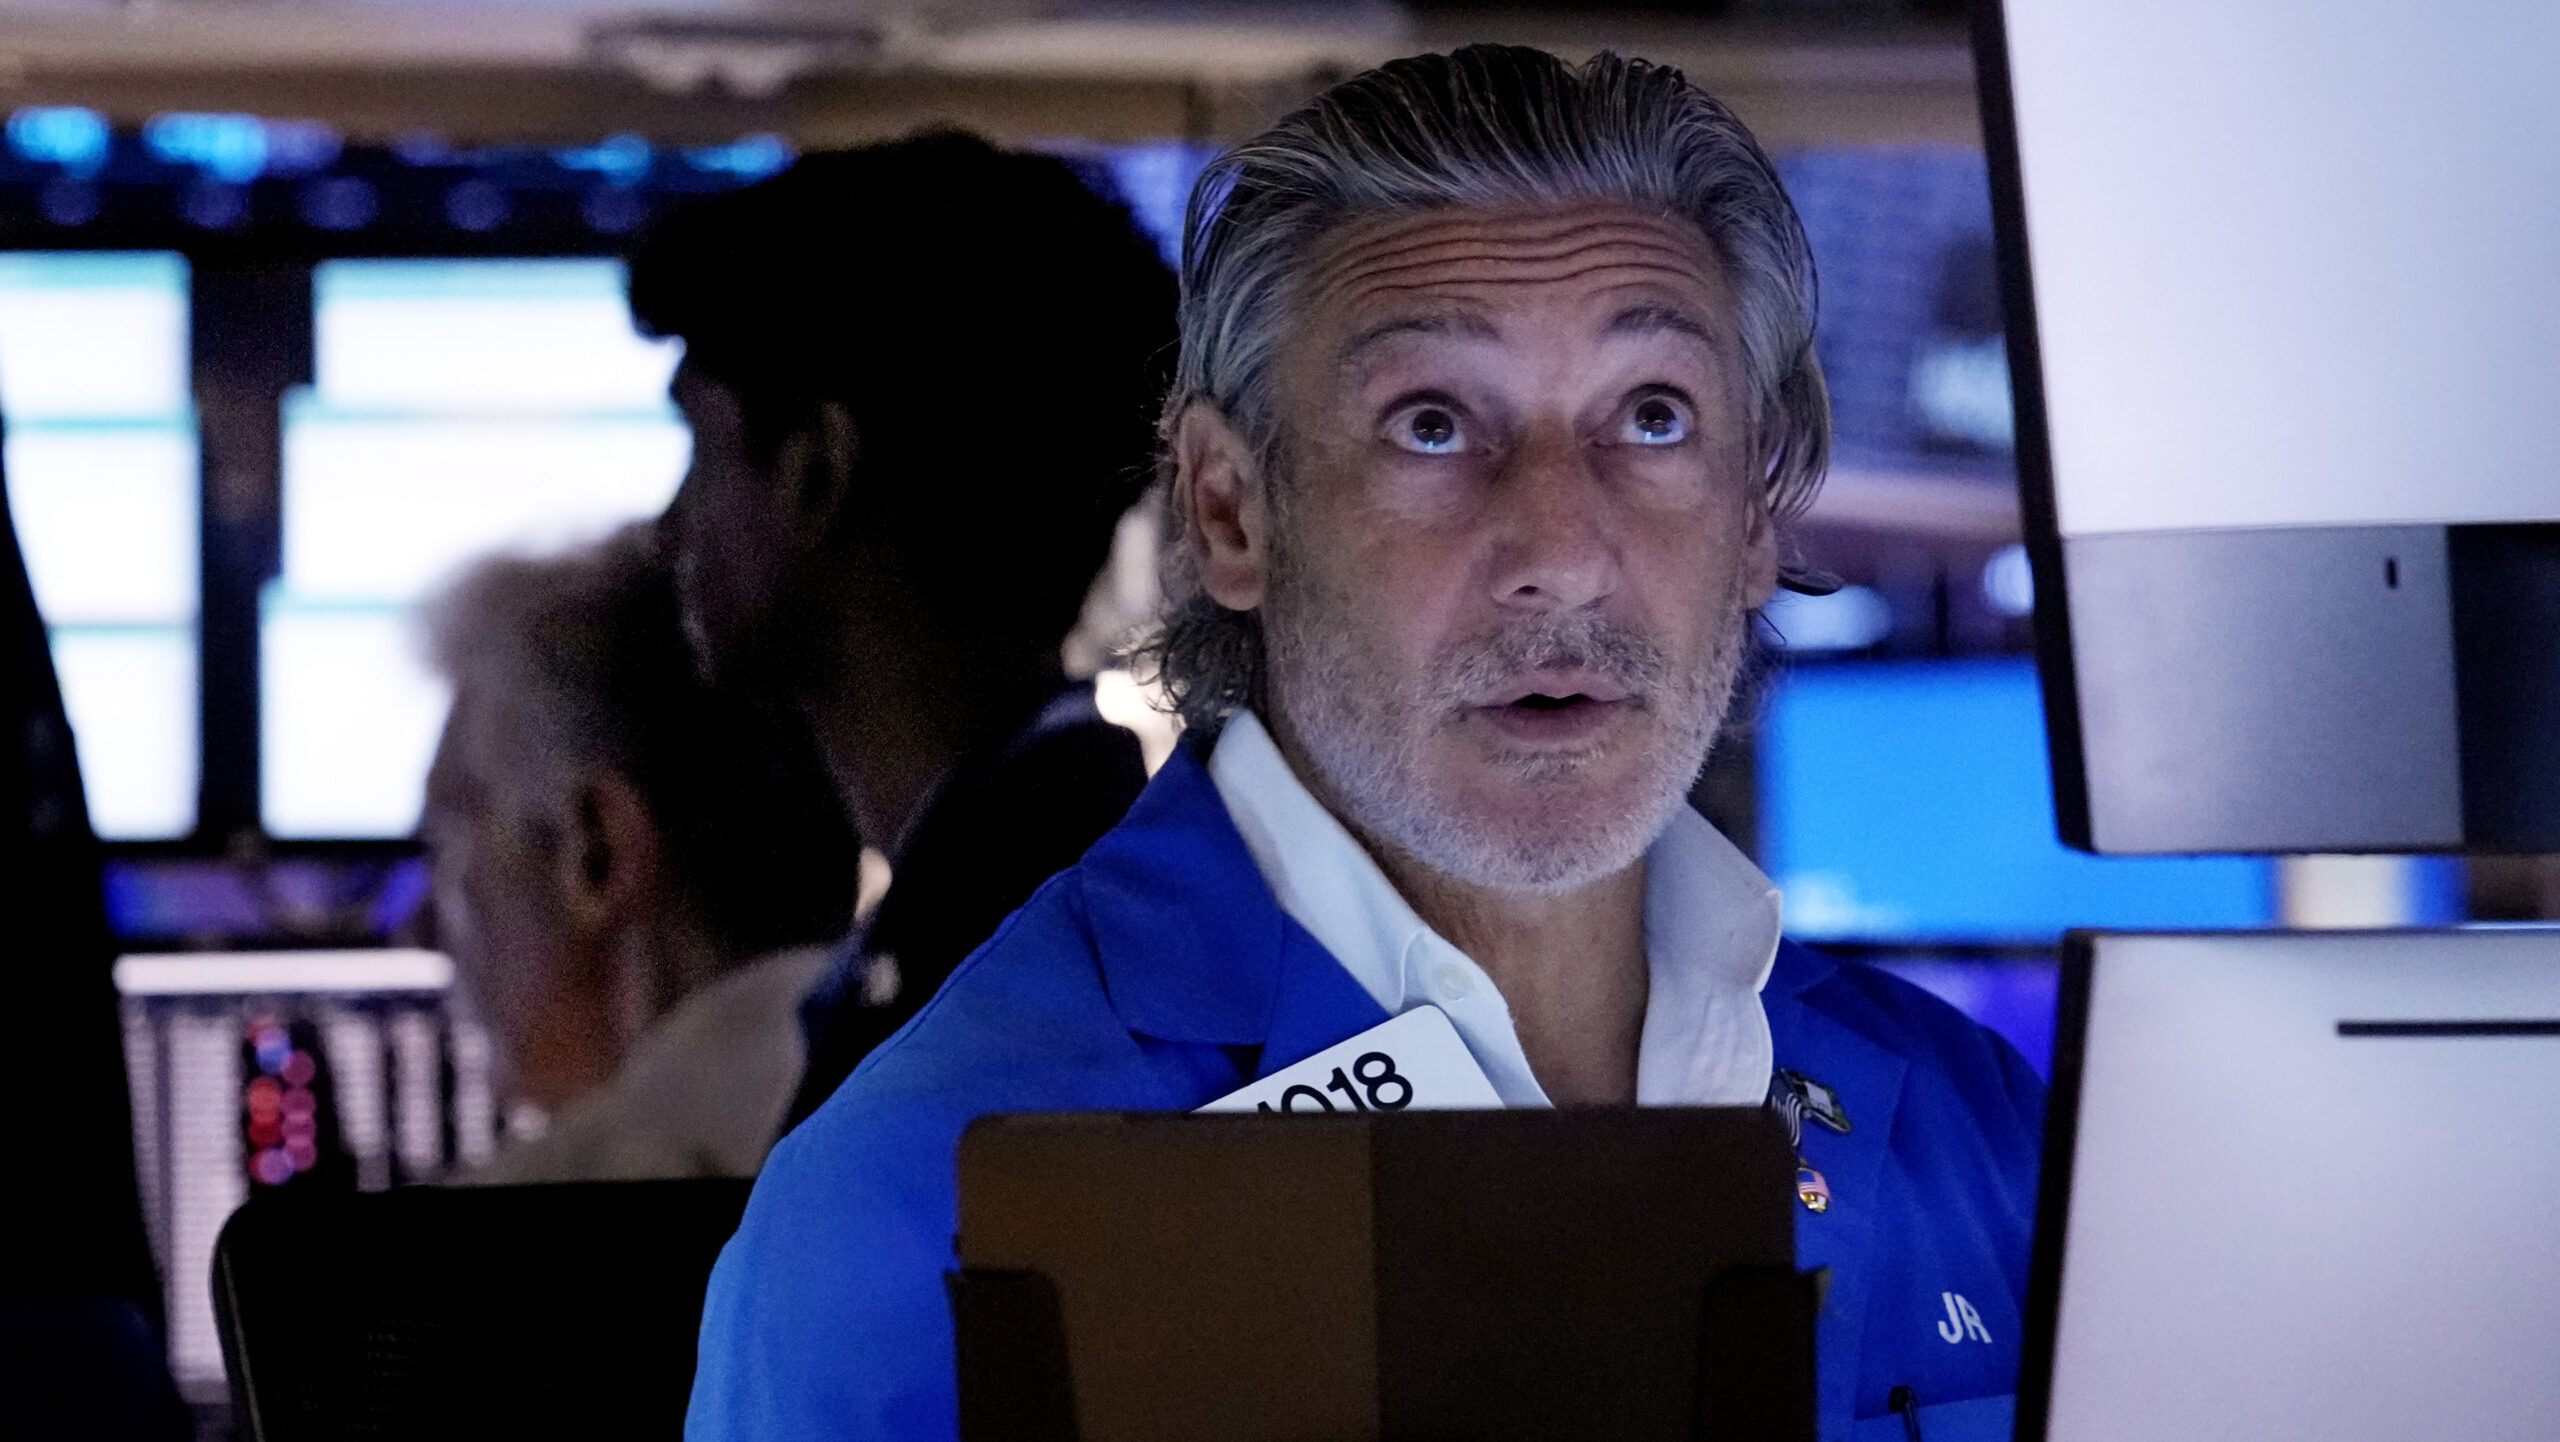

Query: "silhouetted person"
<box><xmin>0</xmin><ymin>420</ymin><xmax>188</xmax><ymax>1438</ymax></box>
<box><xmin>420</xmin><ymin>525</ymin><xmax>860</xmax><ymax>1180</ymax></box>
<box><xmin>628</xmin><ymin>132</ymin><xmax>1175</xmax><ymax>1129</ymax></box>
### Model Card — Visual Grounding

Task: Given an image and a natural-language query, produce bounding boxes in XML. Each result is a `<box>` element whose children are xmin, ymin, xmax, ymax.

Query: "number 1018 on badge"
<box><xmin>1196</xmin><ymin>1005</ymin><xmax>1506</xmax><ymax>1114</ymax></box>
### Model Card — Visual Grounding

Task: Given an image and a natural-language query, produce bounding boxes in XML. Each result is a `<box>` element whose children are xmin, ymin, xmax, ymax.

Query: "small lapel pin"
<box><xmin>1779</xmin><ymin>1067</ymin><xmax>1852</xmax><ymax>1135</ymax></box>
<box><xmin>1796</xmin><ymin>1161</ymin><xmax>1832</xmax><ymax>1213</ymax></box>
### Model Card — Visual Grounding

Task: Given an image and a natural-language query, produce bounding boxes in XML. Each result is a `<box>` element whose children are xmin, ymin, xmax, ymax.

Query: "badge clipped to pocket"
<box><xmin>1197</xmin><ymin>1005</ymin><xmax>1504</xmax><ymax>1114</ymax></box>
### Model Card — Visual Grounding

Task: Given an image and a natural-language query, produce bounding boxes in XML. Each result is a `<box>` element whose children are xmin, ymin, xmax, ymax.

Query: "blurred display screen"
<box><xmin>1760</xmin><ymin>658</ymin><xmax>2277</xmax><ymax>941</ymax></box>
<box><xmin>312</xmin><ymin>258</ymin><xmax>683</xmax><ymax>413</ymax></box>
<box><xmin>262</xmin><ymin>259</ymin><xmax>685</xmax><ymax>839</ymax></box>
<box><xmin>0</xmin><ymin>251</ymin><xmax>199</xmax><ymax>840</ymax></box>
<box><xmin>0</xmin><ymin>251</ymin><xmax>190</xmax><ymax>418</ymax></box>
<box><xmin>2003</xmin><ymin>0</ymin><xmax>2560</xmax><ymax>536</ymax></box>
<box><xmin>115</xmin><ymin>951</ymin><xmax>479</xmax><ymax>1382</ymax></box>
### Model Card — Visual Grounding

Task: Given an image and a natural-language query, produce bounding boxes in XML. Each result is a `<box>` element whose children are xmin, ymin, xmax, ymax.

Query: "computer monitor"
<box><xmin>2021</xmin><ymin>928</ymin><xmax>2560</xmax><ymax>1441</ymax></box>
<box><xmin>1977</xmin><ymin>0</ymin><xmax>2560</xmax><ymax>853</ymax></box>
<box><xmin>0</xmin><ymin>250</ymin><xmax>199</xmax><ymax>840</ymax></box>
<box><xmin>1759</xmin><ymin>658</ymin><xmax>2279</xmax><ymax>943</ymax></box>
<box><xmin>114</xmin><ymin>949</ymin><xmax>484</xmax><ymax>1384</ymax></box>
<box><xmin>260</xmin><ymin>258</ymin><xmax>685</xmax><ymax>838</ymax></box>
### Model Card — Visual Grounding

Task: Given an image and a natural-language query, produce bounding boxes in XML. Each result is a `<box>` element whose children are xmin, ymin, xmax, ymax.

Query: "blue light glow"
<box><xmin>1910</xmin><ymin>333</ymin><xmax>2015</xmax><ymax>450</ymax></box>
<box><xmin>299</xmin><ymin>176</ymin><xmax>377</xmax><ymax>231</ymax></box>
<box><xmin>684</xmin><ymin>134</ymin><xmax>792</xmax><ymax>180</ymax></box>
<box><xmin>8</xmin><ymin>107</ymin><xmax>111</xmax><ymax>176</ymax></box>
<box><xmin>1762</xmin><ymin>657</ymin><xmax>2276</xmax><ymax>941</ymax></box>
<box><xmin>261</xmin><ymin>119</ymin><xmax>343</xmax><ymax>176</ymax></box>
<box><xmin>40</xmin><ymin>179</ymin><xmax>100</xmax><ymax>228</ymax></box>
<box><xmin>444</xmin><ymin>180</ymin><xmax>508</xmax><ymax>233</ymax></box>
<box><xmin>144</xmin><ymin>112</ymin><xmax>269</xmax><ymax>184</ymax></box>
<box><xmin>183</xmin><ymin>181</ymin><xmax>249</xmax><ymax>231</ymax></box>
<box><xmin>1106</xmin><ymin>141</ymin><xmax>1216</xmax><ymax>267</ymax></box>
<box><xmin>1981</xmin><ymin>544</ymin><xmax>2035</xmax><ymax>617</ymax></box>
<box><xmin>555</xmin><ymin>133</ymin><xmax>652</xmax><ymax>186</ymax></box>
<box><xmin>1762</xmin><ymin>585</ymin><xmax>1895</xmax><ymax>652</ymax></box>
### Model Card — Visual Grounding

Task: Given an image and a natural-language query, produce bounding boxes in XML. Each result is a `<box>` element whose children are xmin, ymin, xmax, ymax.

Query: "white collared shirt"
<box><xmin>1207</xmin><ymin>712</ymin><xmax>1783</xmax><ymax>1108</ymax></box>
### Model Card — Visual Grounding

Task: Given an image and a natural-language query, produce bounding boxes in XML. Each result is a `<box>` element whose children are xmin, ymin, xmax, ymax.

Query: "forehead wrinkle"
<box><xmin>1330</xmin><ymin>223</ymin><xmax>1700</xmax><ymax>276</ymax></box>
<box><xmin>1323</xmin><ymin>204</ymin><xmax>1703</xmax><ymax>257</ymax></box>
<box><xmin>1330</xmin><ymin>291</ymin><xmax>1731</xmax><ymax>405</ymax></box>
<box><xmin>1291</xmin><ymin>206</ymin><xmax>1735</xmax><ymax>405</ymax></box>
<box><xmin>1319</xmin><ymin>228</ymin><xmax>1712</xmax><ymax>293</ymax></box>
<box><xmin>1349</xmin><ymin>255</ymin><xmax>1714</xmax><ymax>300</ymax></box>
<box><xmin>1308</xmin><ymin>205</ymin><xmax>1716</xmax><ymax>294</ymax></box>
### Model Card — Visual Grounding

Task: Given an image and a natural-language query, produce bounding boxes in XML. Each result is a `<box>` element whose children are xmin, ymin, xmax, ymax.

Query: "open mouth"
<box><xmin>1475</xmin><ymin>675</ymin><xmax>1635</xmax><ymax>738</ymax></box>
<box><xmin>1501</xmin><ymin>691</ymin><xmax>1624</xmax><ymax>721</ymax></box>
<box><xmin>1510</xmin><ymin>692</ymin><xmax>1590</xmax><ymax>713</ymax></box>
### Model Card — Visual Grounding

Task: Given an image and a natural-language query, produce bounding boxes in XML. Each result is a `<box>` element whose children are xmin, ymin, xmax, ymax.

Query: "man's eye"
<box><xmin>1389</xmin><ymin>405</ymin><xmax>1466</xmax><ymax>455</ymax></box>
<box><xmin>1622</xmin><ymin>397</ymin><xmax>1689</xmax><ymax>446</ymax></box>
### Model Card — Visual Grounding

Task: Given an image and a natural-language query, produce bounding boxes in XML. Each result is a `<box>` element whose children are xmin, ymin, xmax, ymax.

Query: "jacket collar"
<box><xmin>1074</xmin><ymin>741</ymin><xmax>1299</xmax><ymax>1047</ymax></box>
<box><xmin>1076</xmin><ymin>741</ymin><xmax>1389</xmax><ymax>1070</ymax></box>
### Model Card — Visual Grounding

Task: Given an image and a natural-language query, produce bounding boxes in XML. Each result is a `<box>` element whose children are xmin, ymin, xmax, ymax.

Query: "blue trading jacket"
<box><xmin>688</xmin><ymin>745</ymin><xmax>2045</xmax><ymax>1442</ymax></box>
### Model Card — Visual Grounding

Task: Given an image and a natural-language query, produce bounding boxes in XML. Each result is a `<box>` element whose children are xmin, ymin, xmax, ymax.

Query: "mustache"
<box><xmin>1428</xmin><ymin>611</ymin><xmax>1669</xmax><ymax>705</ymax></box>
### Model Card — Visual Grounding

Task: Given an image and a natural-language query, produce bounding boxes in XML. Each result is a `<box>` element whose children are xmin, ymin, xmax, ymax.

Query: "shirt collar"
<box><xmin>1635</xmin><ymin>802</ymin><xmax>1784</xmax><ymax>1105</ymax></box>
<box><xmin>1208</xmin><ymin>711</ymin><xmax>1784</xmax><ymax>1107</ymax></box>
<box><xmin>1207</xmin><ymin>712</ymin><xmax>1436</xmax><ymax>1015</ymax></box>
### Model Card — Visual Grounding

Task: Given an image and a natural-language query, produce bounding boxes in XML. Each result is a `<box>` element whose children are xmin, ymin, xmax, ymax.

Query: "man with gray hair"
<box><xmin>422</xmin><ymin>524</ymin><xmax>860</xmax><ymax>1182</ymax></box>
<box><xmin>691</xmin><ymin>47</ymin><xmax>2041</xmax><ymax>1442</ymax></box>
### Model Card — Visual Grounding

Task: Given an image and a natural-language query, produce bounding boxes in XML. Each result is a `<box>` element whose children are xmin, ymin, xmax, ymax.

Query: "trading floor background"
<box><xmin>1</xmin><ymin>0</ymin><xmax>2549</xmax><ymax>1431</ymax></box>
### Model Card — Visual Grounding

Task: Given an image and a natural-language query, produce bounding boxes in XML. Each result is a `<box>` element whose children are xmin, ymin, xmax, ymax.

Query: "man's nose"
<box><xmin>1486</xmin><ymin>425</ymin><xmax>1615</xmax><ymax>612</ymax></box>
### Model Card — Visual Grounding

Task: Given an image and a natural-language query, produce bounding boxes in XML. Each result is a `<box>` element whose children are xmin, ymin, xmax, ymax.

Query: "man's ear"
<box><xmin>554</xmin><ymin>771</ymin><xmax>661</xmax><ymax>938</ymax></box>
<box><xmin>1172</xmin><ymin>402</ymin><xmax>1272</xmax><ymax>612</ymax></box>
<box><xmin>1739</xmin><ymin>489</ymin><xmax>1781</xmax><ymax>610</ymax></box>
<box><xmin>772</xmin><ymin>399</ymin><xmax>862</xmax><ymax>545</ymax></box>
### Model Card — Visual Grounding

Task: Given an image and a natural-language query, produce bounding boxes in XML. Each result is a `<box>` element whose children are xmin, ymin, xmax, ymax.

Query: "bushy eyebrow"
<box><xmin>1333</xmin><ymin>310</ymin><xmax>1502</xmax><ymax>373</ymax></box>
<box><xmin>1604</xmin><ymin>303</ymin><xmax>1719</xmax><ymax>349</ymax></box>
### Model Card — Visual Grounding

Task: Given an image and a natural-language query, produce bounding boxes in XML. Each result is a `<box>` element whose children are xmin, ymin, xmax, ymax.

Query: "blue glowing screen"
<box><xmin>1760</xmin><ymin>657</ymin><xmax>2279</xmax><ymax>942</ymax></box>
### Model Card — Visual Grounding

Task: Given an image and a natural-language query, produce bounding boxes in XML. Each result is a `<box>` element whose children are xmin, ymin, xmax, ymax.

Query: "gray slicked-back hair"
<box><xmin>1139</xmin><ymin>44</ymin><xmax>1830</xmax><ymax>735</ymax></box>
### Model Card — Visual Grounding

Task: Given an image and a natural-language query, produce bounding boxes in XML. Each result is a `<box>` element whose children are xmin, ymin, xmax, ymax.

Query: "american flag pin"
<box><xmin>1797</xmin><ymin>1161</ymin><xmax>1832</xmax><ymax>1213</ymax></box>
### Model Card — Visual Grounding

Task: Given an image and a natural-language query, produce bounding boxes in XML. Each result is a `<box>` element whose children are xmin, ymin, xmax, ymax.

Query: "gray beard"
<box><xmin>1262</xmin><ymin>541</ymin><xmax>1751</xmax><ymax>896</ymax></box>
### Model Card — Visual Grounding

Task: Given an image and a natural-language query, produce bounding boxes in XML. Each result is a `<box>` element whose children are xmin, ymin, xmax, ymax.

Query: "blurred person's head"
<box><xmin>1147</xmin><ymin>46</ymin><xmax>1828</xmax><ymax>896</ymax></box>
<box><xmin>421</xmin><ymin>525</ymin><xmax>860</xmax><ymax>1111</ymax></box>
<box><xmin>628</xmin><ymin>132</ymin><xmax>1177</xmax><ymax>842</ymax></box>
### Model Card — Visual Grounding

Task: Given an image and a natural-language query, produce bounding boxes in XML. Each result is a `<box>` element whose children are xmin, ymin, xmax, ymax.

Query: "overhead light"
<box><xmin>1980</xmin><ymin>543</ymin><xmax>2034</xmax><ymax>618</ymax></box>
<box><xmin>555</xmin><ymin>132</ymin><xmax>653</xmax><ymax>185</ymax></box>
<box><xmin>684</xmin><ymin>134</ymin><xmax>794</xmax><ymax>181</ymax></box>
<box><xmin>1762</xmin><ymin>584</ymin><xmax>1895</xmax><ymax>652</ymax></box>
<box><xmin>589</xmin><ymin>18</ymin><xmax>894</xmax><ymax>98</ymax></box>
<box><xmin>1910</xmin><ymin>333</ymin><xmax>2014</xmax><ymax>452</ymax></box>
<box><xmin>8</xmin><ymin>106</ymin><xmax>110</xmax><ymax>177</ymax></box>
<box><xmin>144</xmin><ymin>112</ymin><xmax>270</xmax><ymax>184</ymax></box>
